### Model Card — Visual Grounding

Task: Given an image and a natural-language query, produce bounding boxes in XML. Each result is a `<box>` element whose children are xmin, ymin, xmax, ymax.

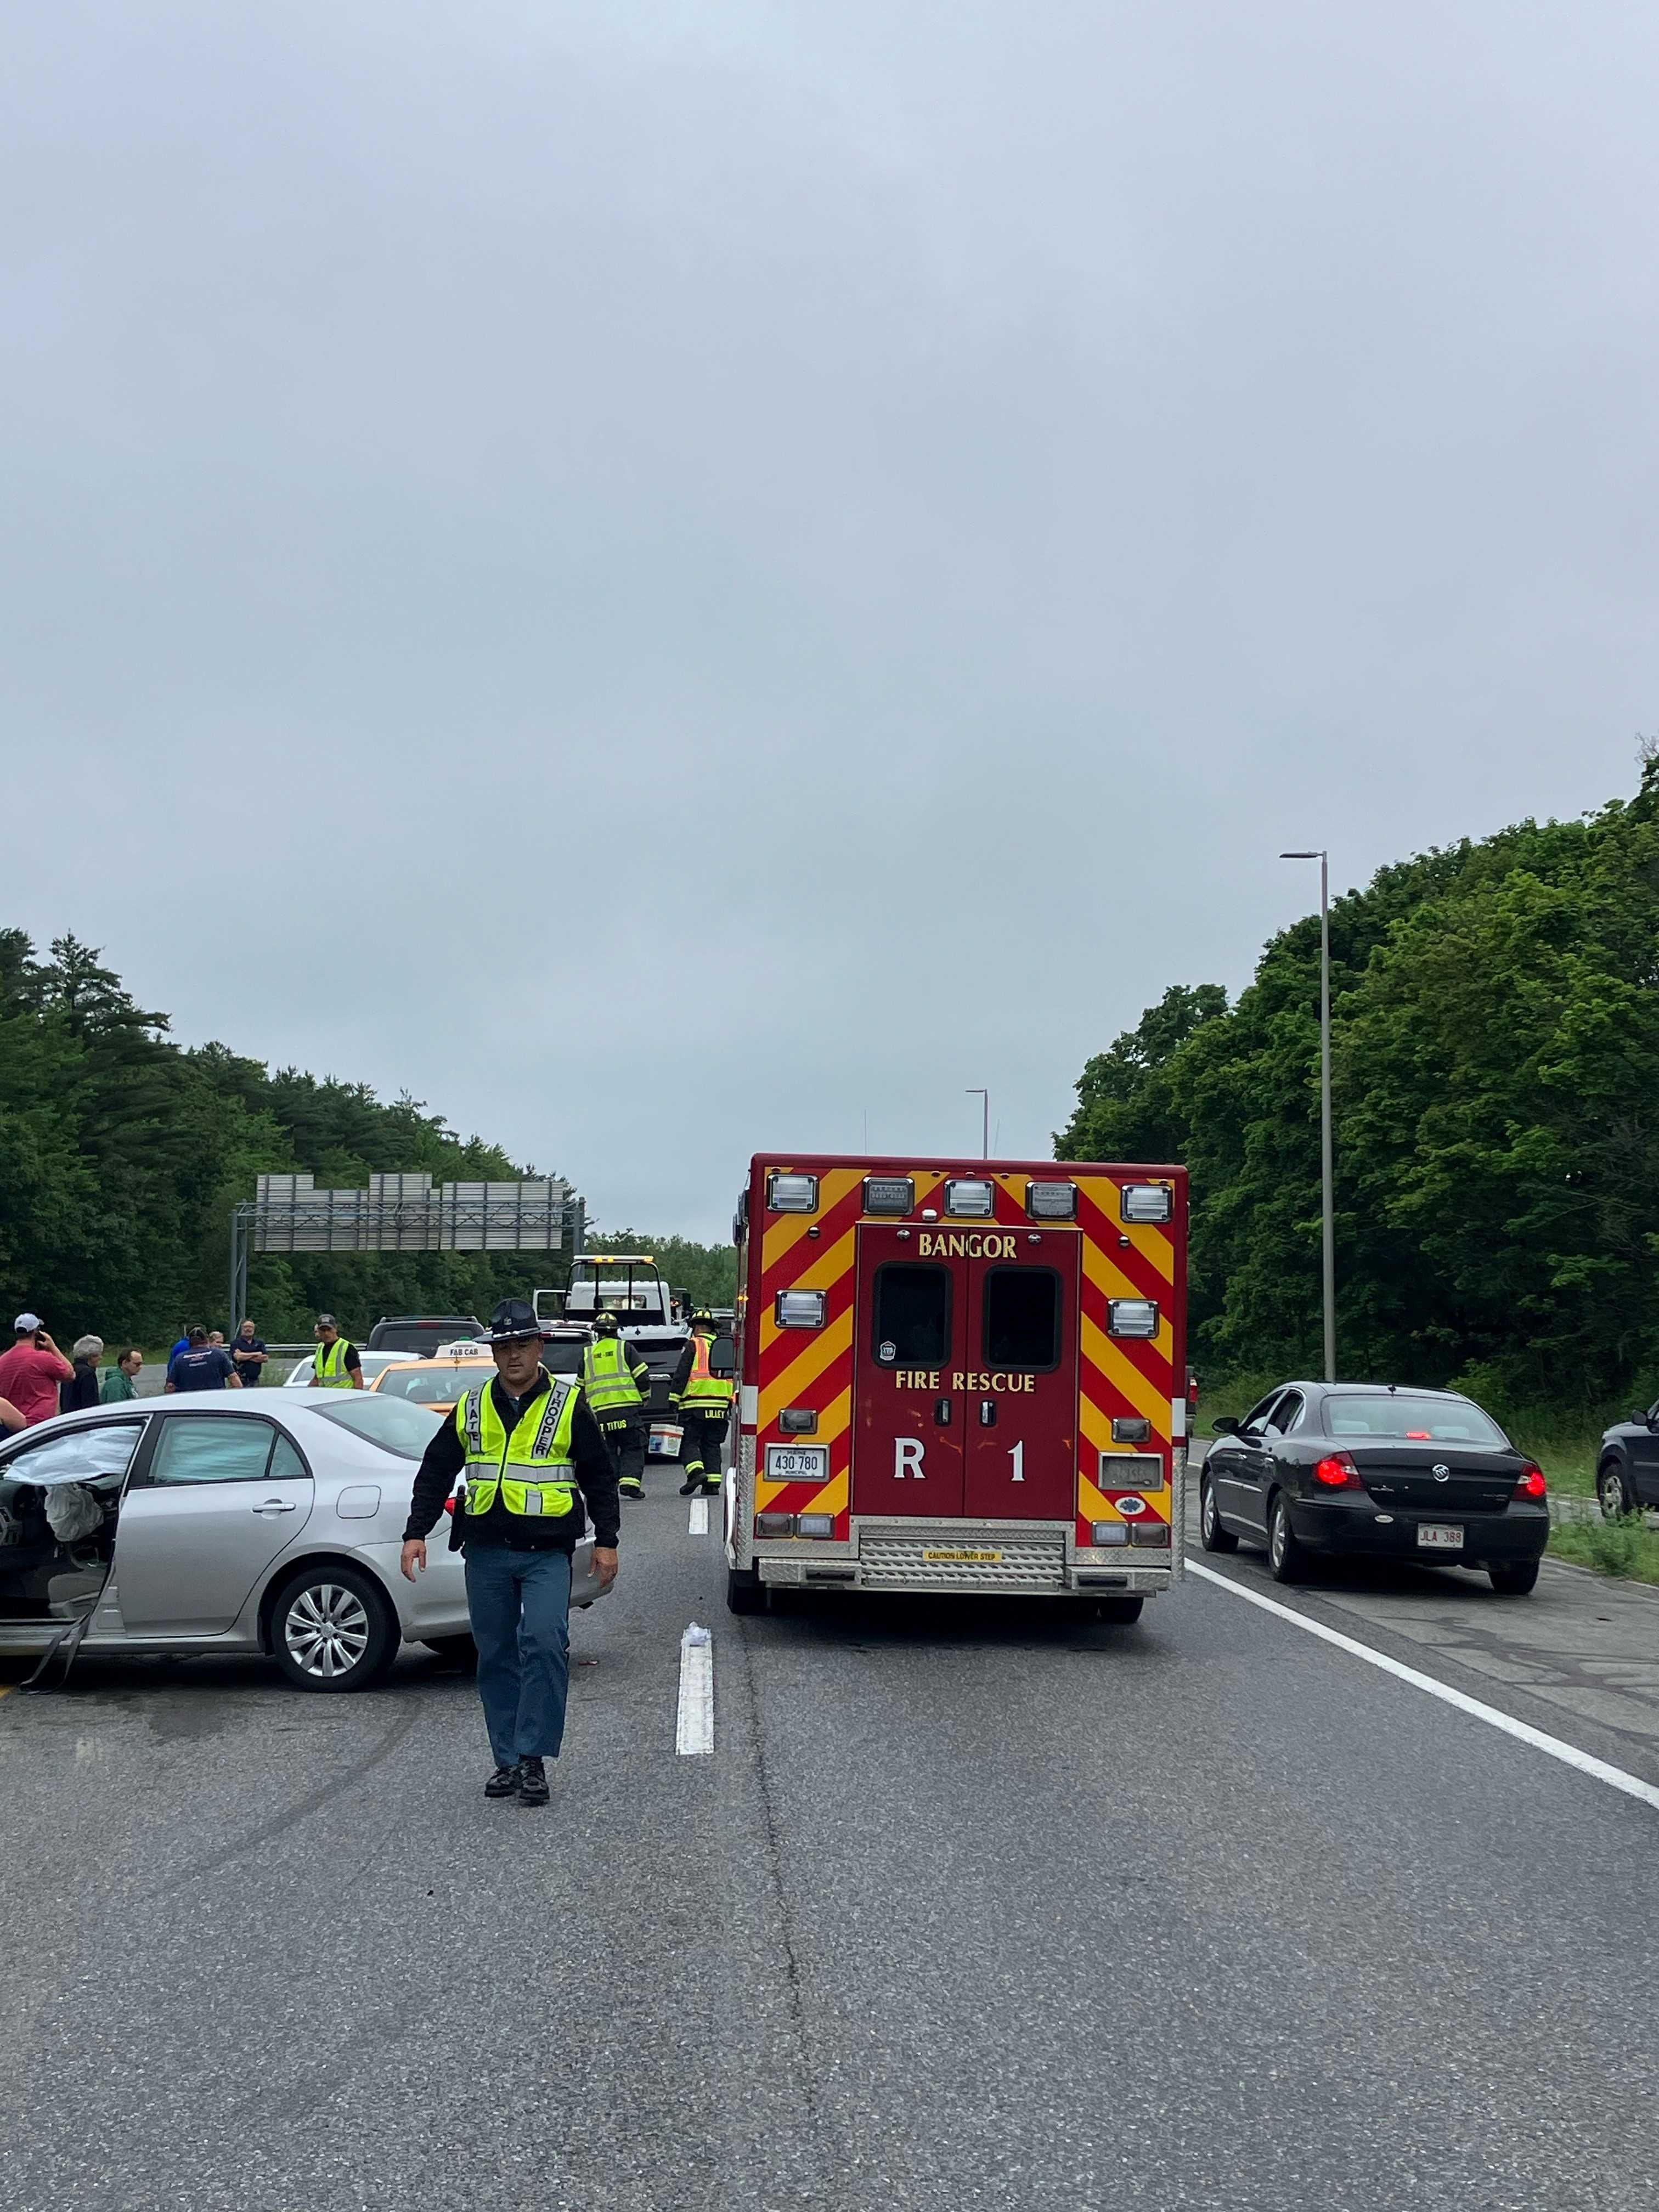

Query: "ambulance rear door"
<box><xmin>960</xmin><ymin>1235</ymin><xmax>1081</xmax><ymax>1522</ymax></box>
<box><xmin>851</xmin><ymin>1223</ymin><xmax>964</xmax><ymax>1517</ymax></box>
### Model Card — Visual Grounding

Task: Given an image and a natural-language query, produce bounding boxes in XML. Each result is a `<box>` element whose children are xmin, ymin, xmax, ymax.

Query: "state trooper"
<box><xmin>672</xmin><ymin>1308</ymin><xmax>736</xmax><ymax>1497</ymax></box>
<box><xmin>400</xmin><ymin>1299</ymin><xmax>619</xmax><ymax>1807</ymax></box>
<box><xmin>579</xmin><ymin>1310</ymin><xmax>652</xmax><ymax>1500</ymax></box>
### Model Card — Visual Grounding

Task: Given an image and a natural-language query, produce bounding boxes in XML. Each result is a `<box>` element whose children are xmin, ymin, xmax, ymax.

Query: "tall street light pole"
<box><xmin>1280</xmin><ymin>850</ymin><xmax>1336</xmax><ymax>1382</ymax></box>
<box><xmin>966</xmin><ymin>1088</ymin><xmax>989</xmax><ymax>1160</ymax></box>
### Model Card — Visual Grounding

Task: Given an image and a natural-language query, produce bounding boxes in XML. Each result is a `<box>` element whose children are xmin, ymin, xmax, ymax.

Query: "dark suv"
<box><xmin>1594</xmin><ymin>1402</ymin><xmax>1659</xmax><ymax>1521</ymax></box>
<box><xmin>365</xmin><ymin>1315</ymin><xmax>484</xmax><ymax>1357</ymax></box>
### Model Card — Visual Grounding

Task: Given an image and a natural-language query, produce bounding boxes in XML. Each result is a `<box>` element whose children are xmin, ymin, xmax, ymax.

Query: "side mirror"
<box><xmin>1210</xmin><ymin>1414</ymin><xmax>1240</xmax><ymax>1436</ymax></box>
<box><xmin>709</xmin><ymin>1336</ymin><xmax>737</xmax><ymax>1379</ymax></box>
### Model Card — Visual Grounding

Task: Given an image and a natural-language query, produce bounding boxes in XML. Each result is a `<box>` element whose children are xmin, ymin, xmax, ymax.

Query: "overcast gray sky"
<box><xmin>4</xmin><ymin>1</ymin><xmax>1653</xmax><ymax>1240</ymax></box>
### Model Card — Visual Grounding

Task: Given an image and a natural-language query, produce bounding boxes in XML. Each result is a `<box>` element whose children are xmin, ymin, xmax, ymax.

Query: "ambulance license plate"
<box><xmin>1417</xmin><ymin>1523</ymin><xmax>1464</xmax><ymax>1550</ymax></box>
<box><xmin>923</xmin><ymin>1548</ymin><xmax>1002</xmax><ymax>1564</ymax></box>
<box><xmin>765</xmin><ymin>1444</ymin><xmax>828</xmax><ymax>1483</ymax></box>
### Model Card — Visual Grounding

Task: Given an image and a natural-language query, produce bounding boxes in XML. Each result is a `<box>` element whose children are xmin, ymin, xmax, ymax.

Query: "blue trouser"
<box><xmin>463</xmin><ymin>1544</ymin><xmax>572</xmax><ymax>1767</ymax></box>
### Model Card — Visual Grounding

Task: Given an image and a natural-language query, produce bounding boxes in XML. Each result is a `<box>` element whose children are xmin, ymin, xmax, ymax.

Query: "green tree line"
<box><xmin>1057</xmin><ymin>765</ymin><xmax>1659</xmax><ymax>1414</ymax></box>
<box><xmin>0</xmin><ymin>930</ymin><xmax>732</xmax><ymax>1347</ymax></box>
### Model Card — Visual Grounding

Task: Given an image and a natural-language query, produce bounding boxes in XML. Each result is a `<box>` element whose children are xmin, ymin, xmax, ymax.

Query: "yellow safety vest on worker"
<box><xmin>455</xmin><ymin>1379</ymin><xmax>580</xmax><ymax>1519</ymax></box>
<box><xmin>680</xmin><ymin>1335</ymin><xmax>735</xmax><ymax>1413</ymax></box>
<box><xmin>312</xmin><ymin>1338</ymin><xmax>356</xmax><ymax>1387</ymax></box>
<box><xmin>580</xmin><ymin>1335</ymin><xmax>645</xmax><ymax>1418</ymax></box>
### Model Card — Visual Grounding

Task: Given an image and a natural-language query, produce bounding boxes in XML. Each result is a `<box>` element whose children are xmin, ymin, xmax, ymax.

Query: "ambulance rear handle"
<box><xmin>979</xmin><ymin>1398</ymin><xmax>997</xmax><ymax>1427</ymax></box>
<box><xmin>934</xmin><ymin>1397</ymin><xmax>953</xmax><ymax>1426</ymax></box>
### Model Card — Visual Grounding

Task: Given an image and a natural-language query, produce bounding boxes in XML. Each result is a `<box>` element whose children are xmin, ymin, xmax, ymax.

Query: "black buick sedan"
<box><xmin>1200</xmin><ymin>1382</ymin><xmax>1549</xmax><ymax>1594</ymax></box>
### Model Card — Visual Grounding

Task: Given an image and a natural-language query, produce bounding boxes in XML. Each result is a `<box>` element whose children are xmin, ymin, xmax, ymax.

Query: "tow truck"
<box><xmin>725</xmin><ymin>1153</ymin><xmax>1188</xmax><ymax>1621</ymax></box>
<box><xmin>533</xmin><ymin>1254</ymin><xmax>690</xmax><ymax>1421</ymax></box>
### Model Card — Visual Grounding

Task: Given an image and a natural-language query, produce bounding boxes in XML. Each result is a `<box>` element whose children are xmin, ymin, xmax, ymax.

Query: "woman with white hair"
<box><xmin>58</xmin><ymin>1334</ymin><xmax>104</xmax><ymax>1415</ymax></box>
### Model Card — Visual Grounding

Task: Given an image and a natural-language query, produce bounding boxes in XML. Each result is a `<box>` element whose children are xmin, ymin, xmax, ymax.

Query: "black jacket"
<box><xmin>403</xmin><ymin>1371</ymin><xmax>620</xmax><ymax>1551</ymax></box>
<box><xmin>59</xmin><ymin>1361</ymin><xmax>101</xmax><ymax>1415</ymax></box>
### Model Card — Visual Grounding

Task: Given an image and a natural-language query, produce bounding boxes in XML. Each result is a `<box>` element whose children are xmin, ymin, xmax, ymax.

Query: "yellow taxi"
<box><xmin>367</xmin><ymin>1344</ymin><xmax>495</xmax><ymax>1415</ymax></box>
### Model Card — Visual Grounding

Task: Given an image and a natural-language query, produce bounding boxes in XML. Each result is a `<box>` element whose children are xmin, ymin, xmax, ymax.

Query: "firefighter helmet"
<box><xmin>591</xmin><ymin>1310</ymin><xmax>621</xmax><ymax>1336</ymax></box>
<box><xmin>691</xmin><ymin>1308</ymin><xmax>716</xmax><ymax>1330</ymax></box>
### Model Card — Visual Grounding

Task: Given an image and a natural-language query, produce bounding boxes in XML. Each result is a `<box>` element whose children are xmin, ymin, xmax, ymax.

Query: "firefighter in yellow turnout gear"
<box><xmin>579</xmin><ymin>1311</ymin><xmax>652</xmax><ymax>1499</ymax></box>
<box><xmin>672</xmin><ymin>1310</ymin><xmax>735</xmax><ymax>1497</ymax></box>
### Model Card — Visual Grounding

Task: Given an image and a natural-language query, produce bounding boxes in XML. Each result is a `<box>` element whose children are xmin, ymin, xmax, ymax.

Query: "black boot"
<box><xmin>518</xmin><ymin>1756</ymin><xmax>550</xmax><ymax>1808</ymax></box>
<box><xmin>484</xmin><ymin>1762</ymin><xmax>521</xmax><ymax>1799</ymax></box>
<box><xmin>678</xmin><ymin>1469</ymin><xmax>702</xmax><ymax>1496</ymax></box>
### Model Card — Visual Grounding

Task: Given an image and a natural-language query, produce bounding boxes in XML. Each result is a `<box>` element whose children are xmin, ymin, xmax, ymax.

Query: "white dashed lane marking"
<box><xmin>675</xmin><ymin>1625</ymin><xmax>714</xmax><ymax>1756</ymax></box>
<box><xmin>688</xmin><ymin>1497</ymin><xmax>709</xmax><ymax>1537</ymax></box>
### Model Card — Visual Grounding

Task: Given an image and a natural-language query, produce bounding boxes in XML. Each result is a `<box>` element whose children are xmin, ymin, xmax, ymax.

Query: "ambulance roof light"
<box><xmin>864</xmin><ymin>1176</ymin><xmax>914</xmax><ymax>1216</ymax></box>
<box><xmin>944</xmin><ymin>1179</ymin><xmax>995</xmax><ymax>1217</ymax></box>
<box><xmin>1026</xmin><ymin>1180</ymin><xmax>1077</xmax><ymax>1220</ymax></box>
<box><xmin>767</xmin><ymin>1172</ymin><xmax>819</xmax><ymax>1214</ymax></box>
<box><xmin>1121</xmin><ymin>1183</ymin><xmax>1173</xmax><ymax>1224</ymax></box>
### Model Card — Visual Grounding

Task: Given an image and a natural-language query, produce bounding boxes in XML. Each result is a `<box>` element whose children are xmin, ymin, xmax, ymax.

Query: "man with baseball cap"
<box><xmin>0</xmin><ymin>1314</ymin><xmax>74</xmax><ymax>1429</ymax></box>
<box><xmin>400</xmin><ymin>1298</ymin><xmax>619</xmax><ymax>1807</ymax></box>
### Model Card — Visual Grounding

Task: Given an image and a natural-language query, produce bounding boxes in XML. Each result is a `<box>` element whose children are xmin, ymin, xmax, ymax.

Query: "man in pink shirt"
<box><xmin>0</xmin><ymin>1312</ymin><xmax>74</xmax><ymax>1427</ymax></box>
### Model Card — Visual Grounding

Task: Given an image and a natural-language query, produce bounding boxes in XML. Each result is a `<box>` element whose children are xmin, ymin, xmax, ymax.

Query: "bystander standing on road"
<box><xmin>400</xmin><ymin>1299</ymin><xmax>619</xmax><ymax>1807</ymax></box>
<box><xmin>166</xmin><ymin>1328</ymin><xmax>190</xmax><ymax>1374</ymax></box>
<box><xmin>165</xmin><ymin>1326</ymin><xmax>241</xmax><ymax>1392</ymax></box>
<box><xmin>231</xmin><ymin>1319</ymin><xmax>268</xmax><ymax>1389</ymax></box>
<box><xmin>101</xmin><ymin>1348</ymin><xmax>144</xmax><ymax>1403</ymax></box>
<box><xmin>308</xmin><ymin>1313</ymin><xmax>363</xmax><ymax>1389</ymax></box>
<box><xmin>0</xmin><ymin>1314</ymin><xmax>74</xmax><ymax>1427</ymax></box>
<box><xmin>59</xmin><ymin>1335</ymin><xmax>104</xmax><ymax>1414</ymax></box>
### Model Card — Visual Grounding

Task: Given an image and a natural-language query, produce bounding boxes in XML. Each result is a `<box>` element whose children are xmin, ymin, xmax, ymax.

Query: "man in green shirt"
<box><xmin>100</xmin><ymin>1349</ymin><xmax>144</xmax><ymax>1403</ymax></box>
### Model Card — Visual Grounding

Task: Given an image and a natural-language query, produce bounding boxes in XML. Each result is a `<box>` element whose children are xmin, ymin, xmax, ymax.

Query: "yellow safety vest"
<box><xmin>455</xmin><ymin>1378</ymin><xmax>580</xmax><ymax>1520</ymax></box>
<box><xmin>581</xmin><ymin>1336</ymin><xmax>645</xmax><ymax>1417</ymax></box>
<box><xmin>680</xmin><ymin>1335</ymin><xmax>735</xmax><ymax>1413</ymax></box>
<box><xmin>312</xmin><ymin>1338</ymin><xmax>356</xmax><ymax>1388</ymax></box>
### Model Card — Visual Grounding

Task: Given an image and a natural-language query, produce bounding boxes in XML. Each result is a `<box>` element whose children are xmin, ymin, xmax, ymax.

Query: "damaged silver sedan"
<box><xmin>0</xmin><ymin>1393</ymin><xmax>607</xmax><ymax>1690</ymax></box>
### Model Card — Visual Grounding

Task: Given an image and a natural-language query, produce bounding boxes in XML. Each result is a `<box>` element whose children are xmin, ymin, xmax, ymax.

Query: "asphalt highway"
<box><xmin>2</xmin><ymin>1479</ymin><xmax>1655</xmax><ymax>2212</ymax></box>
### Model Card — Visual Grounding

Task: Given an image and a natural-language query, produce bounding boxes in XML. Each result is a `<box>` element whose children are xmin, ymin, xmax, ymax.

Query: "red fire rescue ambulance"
<box><xmin>724</xmin><ymin>1154</ymin><xmax>1188</xmax><ymax>1621</ymax></box>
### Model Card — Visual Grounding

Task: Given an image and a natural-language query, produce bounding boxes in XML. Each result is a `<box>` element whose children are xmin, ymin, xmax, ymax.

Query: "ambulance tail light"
<box><xmin>1108</xmin><ymin>1299</ymin><xmax>1159</xmax><ymax>1338</ymax></box>
<box><xmin>753</xmin><ymin>1511</ymin><xmax>837</xmax><ymax>1541</ymax></box>
<box><xmin>1025</xmin><ymin>1180</ymin><xmax>1077</xmax><ymax>1220</ymax></box>
<box><xmin>755</xmin><ymin>1512</ymin><xmax>794</xmax><ymax>1537</ymax></box>
<box><xmin>1129</xmin><ymin>1522</ymin><xmax>1171</xmax><ymax>1547</ymax></box>
<box><xmin>780</xmin><ymin>1407</ymin><xmax>819</xmax><ymax>1434</ymax></box>
<box><xmin>1121</xmin><ymin>1183</ymin><xmax>1174</xmax><ymax>1223</ymax></box>
<box><xmin>1110</xmin><ymin>1417</ymin><xmax>1152</xmax><ymax>1443</ymax></box>
<box><xmin>775</xmin><ymin>1290</ymin><xmax>826</xmax><ymax>1329</ymax></box>
<box><xmin>766</xmin><ymin>1172</ymin><xmax>819</xmax><ymax>1214</ymax></box>
<box><xmin>944</xmin><ymin>1178</ymin><xmax>995</xmax><ymax>1217</ymax></box>
<box><xmin>1088</xmin><ymin>1522</ymin><xmax>1130</xmax><ymax>1547</ymax></box>
<box><xmin>795</xmin><ymin>1513</ymin><xmax>835</xmax><ymax>1539</ymax></box>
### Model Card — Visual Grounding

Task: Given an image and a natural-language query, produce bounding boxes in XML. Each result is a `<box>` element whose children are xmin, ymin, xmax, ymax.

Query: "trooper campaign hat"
<box><xmin>486</xmin><ymin>1297</ymin><xmax>544</xmax><ymax>1345</ymax></box>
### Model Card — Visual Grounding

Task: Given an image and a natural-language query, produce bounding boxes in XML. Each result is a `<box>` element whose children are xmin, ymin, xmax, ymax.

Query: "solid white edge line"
<box><xmin>675</xmin><ymin>1634</ymin><xmax>714</xmax><ymax>1756</ymax></box>
<box><xmin>1186</xmin><ymin>1558</ymin><xmax>1659</xmax><ymax>1816</ymax></box>
<box><xmin>688</xmin><ymin>1497</ymin><xmax>709</xmax><ymax>1537</ymax></box>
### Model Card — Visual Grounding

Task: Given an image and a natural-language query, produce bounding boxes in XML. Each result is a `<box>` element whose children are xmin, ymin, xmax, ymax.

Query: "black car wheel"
<box><xmin>1598</xmin><ymin>1462</ymin><xmax>1639</xmax><ymax>1521</ymax></box>
<box><xmin>1199</xmin><ymin>1476</ymin><xmax>1238</xmax><ymax>1553</ymax></box>
<box><xmin>1267</xmin><ymin>1492</ymin><xmax>1307</xmax><ymax>1584</ymax></box>
<box><xmin>270</xmin><ymin>1564</ymin><xmax>397</xmax><ymax>1691</ymax></box>
<box><xmin>1488</xmin><ymin>1560</ymin><xmax>1539</xmax><ymax>1596</ymax></box>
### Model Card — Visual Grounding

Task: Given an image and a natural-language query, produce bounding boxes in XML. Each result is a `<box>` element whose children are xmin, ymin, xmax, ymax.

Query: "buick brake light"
<box><xmin>1313</xmin><ymin>1452</ymin><xmax>1362</xmax><ymax>1489</ymax></box>
<box><xmin>1514</xmin><ymin>1463</ymin><xmax>1547</xmax><ymax>1501</ymax></box>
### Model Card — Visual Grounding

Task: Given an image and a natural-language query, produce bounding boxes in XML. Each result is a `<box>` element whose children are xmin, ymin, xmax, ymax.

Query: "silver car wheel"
<box><xmin>284</xmin><ymin>1583</ymin><xmax>371</xmax><ymax>1679</ymax></box>
<box><xmin>1269</xmin><ymin>1501</ymin><xmax>1286</xmax><ymax>1573</ymax></box>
